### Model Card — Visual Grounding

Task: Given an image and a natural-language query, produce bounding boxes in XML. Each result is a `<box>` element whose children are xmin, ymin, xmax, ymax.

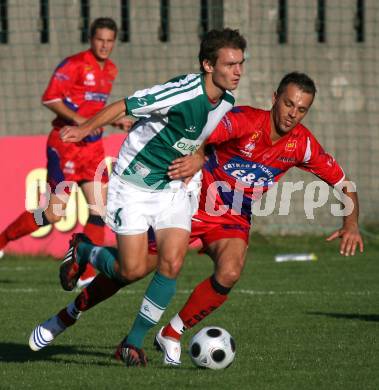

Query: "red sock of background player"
<box><xmin>81</xmin><ymin>215</ymin><xmax>106</xmax><ymax>280</ymax></box>
<box><xmin>162</xmin><ymin>275</ymin><xmax>231</xmax><ymax>340</ymax></box>
<box><xmin>57</xmin><ymin>273</ymin><xmax>127</xmax><ymax>327</ymax></box>
<box><xmin>0</xmin><ymin>210</ymin><xmax>50</xmax><ymax>250</ymax></box>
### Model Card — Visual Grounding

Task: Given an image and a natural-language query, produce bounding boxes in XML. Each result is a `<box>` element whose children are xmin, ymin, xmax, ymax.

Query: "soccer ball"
<box><xmin>189</xmin><ymin>326</ymin><xmax>236</xmax><ymax>370</ymax></box>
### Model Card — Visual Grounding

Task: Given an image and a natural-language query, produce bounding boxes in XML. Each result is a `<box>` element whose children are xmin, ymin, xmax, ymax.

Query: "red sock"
<box><xmin>81</xmin><ymin>219</ymin><xmax>105</xmax><ymax>279</ymax></box>
<box><xmin>74</xmin><ymin>273</ymin><xmax>124</xmax><ymax>312</ymax></box>
<box><xmin>83</xmin><ymin>220</ymin><xmax>105</xmax><ymax>246</ymax></box>
<box><xmin>0</xmin><ymin>211</ymin><xmax>40</xmax><ymax>249</ymax></box>
<box><xmin>162</xmin><ymin>323</ymin><xmax>182</xmax><ymax>340</ymax></box>
<box><xmin>162</xmin><ymin>277</ymin><xmax>229</xmax><ymax>339</ymax></box>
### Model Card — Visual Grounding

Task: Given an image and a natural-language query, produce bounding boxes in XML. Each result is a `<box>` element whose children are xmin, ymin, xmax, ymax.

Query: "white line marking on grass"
<box><xmin>104</xmin><ymin>289</ymin><xmax>378</xmax><ymax>296</ymax></box>
<box><xmin>0</xmin><ymin>266</ymin><xmax>35</xmax><ymax>271</ymax></box>
<box><xmin>0</xmin><ymin>288</ymin><xmax>375</xmax><ymax>296</ymax></box>
<box><xmin>0</xmin><ymin>288</ymin><xmax>36</xmax><ymax>293</ymax></box>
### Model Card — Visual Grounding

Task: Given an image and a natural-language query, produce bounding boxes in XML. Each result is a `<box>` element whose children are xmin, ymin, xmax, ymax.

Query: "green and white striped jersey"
<box><xmin>113</xmin><ymin>73</ymin><xmax>235</xmax><ymax>190</ymax></box>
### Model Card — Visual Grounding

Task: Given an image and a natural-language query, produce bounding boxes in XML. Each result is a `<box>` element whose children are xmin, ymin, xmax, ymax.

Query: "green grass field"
<box><xmin>0</xmin><ymin>235</ymin><xmax>378</xmax><ymax>390</ymax></box>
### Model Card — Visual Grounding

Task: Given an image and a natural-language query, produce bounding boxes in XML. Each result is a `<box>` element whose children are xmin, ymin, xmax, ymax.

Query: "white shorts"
<box><xmin>106</xmin><ymin>173</ymin><xmax>199</xmax><ymax>235</ymax></box>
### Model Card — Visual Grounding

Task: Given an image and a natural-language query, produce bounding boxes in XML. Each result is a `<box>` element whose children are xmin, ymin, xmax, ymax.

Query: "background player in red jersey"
<box><xmin>0</xmin><ymin>17</ymin><xmax>131</xmax><ymax>285</ymax></box>
<box><xmin>29</xmin><ymin>72</ymin><xmax>363</xmax><ymax>366</ymax></box>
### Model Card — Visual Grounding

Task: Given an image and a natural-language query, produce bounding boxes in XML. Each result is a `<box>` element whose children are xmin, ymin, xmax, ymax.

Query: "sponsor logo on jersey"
<box><xmin>239</xmin><ymin>141</ymin><xmax>256</xmax><ymax>158</ymax></box>
<box><xmin>221</xmin><ymin>115</ymin><xmax>233</xmax><ymax>133</ymax></box>
<box><xmin>250</xmin><ymin>130</ymin><xmax>262</xmax><ymax>142</ymax></box>
<box><xmin>223</xmin><ymin>157</ymin><xmax>282</xmax><ymax>187</ymax></box>
<box><xmin>277</xmin><ymin>156</ymin><xmax>296</xmax><ymax>163</ymax></box>
<box><xmin>239</xmin><ymin>149</ymin><xmax>252</xmax><ymax>158</ymax></box>
<box><xmin>54</xmin><ymin>72</ymin><xmax>70</xmax><ymax>81</ymax></box>
<box><xmin>173</xmin><ymin>138</ymin><xmax>202</xmax><ymax>155</ymax></box>
<box><xmin>137</xmin><ymin>97</ymin><xmax>148</xmax><ymax>107</ymax></box>
<box><xmin>185</xmin><ymin>125</ymin><xmax>197</xmax><ymax>133</ymax></box>
<box><xmin>285</xmin><ymin>140</ymin><xmax>297</xmax><ymax>152</ymax></box>
<box><xmin>133</xmin><ymin>161</ymin><xmax>151</xmax><ymax>178</ymax></box>
<box><xmin>84</xmin><ymin>72</ymin><xmax>96</xmax><ymax>86</ymax></box>
<box><xmin>84</xmin><ymin>92</ymin><xmax>109</xmax><ymax>102</ymax></box>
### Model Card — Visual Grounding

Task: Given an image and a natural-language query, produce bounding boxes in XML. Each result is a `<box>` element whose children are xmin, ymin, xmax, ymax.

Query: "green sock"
<box><xmin>126</xmin><ymin>272</ymin><xmax>176</xmax><ymax>348</ymax></box>
<box><xmin>77</xmin><ymin>243</ymin><xmax>118</xmax><ymax>280</ymax></box>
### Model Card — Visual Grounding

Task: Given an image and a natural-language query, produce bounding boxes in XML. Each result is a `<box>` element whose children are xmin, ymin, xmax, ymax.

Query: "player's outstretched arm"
<box><xmin>44</xmin><ymin>100</ymin><xmax>87</xmax><ymax>126</ymax></box>
<box><xmin>110</xmin><ymin>114</ymin><xmax>135</xmax><ymax>132</ymax></box>
<box><xmin>326</xmin><ymin>179</ymin><xmax>364</xmax><ymax>256</ymax></box>
<box><xmin>60</xmin><ymin>99</ymin><xmax>127</xmax><ymax>142</ymax></box>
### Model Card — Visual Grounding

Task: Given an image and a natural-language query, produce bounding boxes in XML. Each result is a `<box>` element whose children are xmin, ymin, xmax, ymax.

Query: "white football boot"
<box><xmin>154</xmin><ymin>327</ymin><xmax>181</xmax><ymax>366</ymax></box>
<box><xmin>29</xmin><ymin>315</ymin><xmax>66</xmax><ymax>351</ymax></box>
<box><xmin>0</xmin><ymin>250</ymin><xmax>4</xmax><ymax>259</ymax></box>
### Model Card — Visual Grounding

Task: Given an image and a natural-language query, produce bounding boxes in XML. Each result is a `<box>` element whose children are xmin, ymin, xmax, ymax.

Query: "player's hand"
<box><xmin>111</xmin><ymin>116</ymin><xmax>135</xmax><ymax>132</ymax></box>
<box><xmin>168</xmin><ymin>153</ymin><xmax>204</xmax><ymax>180</ymax></box>
<box><xmin>326</xmin><ymin>225</ymin><xmax>364</xmax><ymax>256</ymax></box>
<box><xmin>89</xmin><ymin>128</ymin><xmax>102</xmax><ymax>137</ymax></box>
<box><xmin>60</xmin><ymin>126</ymin><xmax>86</xmax><ymax>143</ymax></box>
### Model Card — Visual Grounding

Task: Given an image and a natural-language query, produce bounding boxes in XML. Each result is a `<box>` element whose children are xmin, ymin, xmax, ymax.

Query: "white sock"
<box><xmin>170</xmin><ymin>314</ymin><xmax>186</xmax><ymax>335</ymax></box>
<box><xmin>45</xmin><ymin>315</ymin><xmax>66</xmax><ymax>336</ymax></box>
<box><xmin>66</xmin><ymin>302</ymin><xmax>82</xmax><ymax>320</ymax></box>
<box><xmin>88</xmin><ymin>246</ymin><xmax>102</xmax><ymax>267</ymax></box>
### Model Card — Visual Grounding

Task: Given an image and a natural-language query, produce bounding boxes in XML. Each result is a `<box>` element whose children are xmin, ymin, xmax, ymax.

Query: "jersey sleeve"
<box><xmin>42</xmin><ymin>58</ymin><xmax>78</xmax><ymax>104</ymax></box>
<box><xmin>207</xmin><ymin>106</ymin><xmax>255</xmax><ymax>144</ymax></box>
<box><xmin>125</xmin><ymin>75</ymin><xmax>200</xmax><ymax>118</ymax></box>
<box><xmin>298</xmin><ymin>133</ymin><xmax>345</xmax><ymax>186</ymax></box>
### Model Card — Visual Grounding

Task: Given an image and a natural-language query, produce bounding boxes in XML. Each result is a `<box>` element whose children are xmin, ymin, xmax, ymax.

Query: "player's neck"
<box><xmin>91</xmin><ymin>51</ymin><xmax>107</xmax><ymax>69</ymax></box>
<box><xmin>269</xmin><ymin>112</ymin><xmax>282</xmax><ymax>143</ymax></box>
<box><xmin>204</xmin><ymin>74</ymin><xmax>223</xmax><ymax>103</ymax></box>
<box><xmin>96</xmin><ymin>59</ymin><xmax>106</xmax><ymax>69</ymax></box>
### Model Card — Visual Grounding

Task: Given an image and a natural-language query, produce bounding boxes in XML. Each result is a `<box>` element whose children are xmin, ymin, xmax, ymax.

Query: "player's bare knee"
<box><xmin>219</xmin><ymin>269</ymin><xmax>241</xmax><ymax>286</ymax></box>
<box><xmin>159</xmin><ymin>257</ymin><xmax>184</xmax><ymax>278</ymax></box>
<box><xmin>119</xmin><ymin>267</ymin><xmax>146</xmax><ymax>282</ymax></box>
<box><xmin>216</xmin><ymin>260</ymin><xmax>243</xmax><ymax>286</ymax></box>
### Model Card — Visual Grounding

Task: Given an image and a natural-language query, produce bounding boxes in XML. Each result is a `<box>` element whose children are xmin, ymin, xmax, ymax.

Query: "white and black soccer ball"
<box><xmin>189</xmin><ymin>326</ymin><xmax>236</xmax><ymax>370</ymax></box>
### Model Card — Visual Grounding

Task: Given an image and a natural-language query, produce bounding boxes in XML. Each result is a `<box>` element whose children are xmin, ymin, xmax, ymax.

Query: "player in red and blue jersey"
<box><xmin>0</xmin><ymin>18</ymin><xmax>131</xmax><ymax>284</ymax></box>
<box><xmin>153</xmin><ymin>73</ymin><xmax>362</xmax><ymax>365</ymax></box>
<box><xmin>29</xmin><ymin>72</ymin><xmax>363</xmax><ymax>367</ymax></box>
<box><xmin>192</xmin><ymin>102</ymin><xmax>345</xmax><ymax>242</ymax></box>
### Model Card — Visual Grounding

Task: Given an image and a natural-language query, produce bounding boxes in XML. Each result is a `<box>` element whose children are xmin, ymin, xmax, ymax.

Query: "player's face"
<box><xmin>271</xmin><ymin>84</ymin><xmax>314</xmax><ymax>136</ymax></box>
<box><xmin>90</xmin><ymin>28</ymin><xmax>117</xmax><ymax>62</ymax></box>
<box><xmin>206</xmin><ymin>47</ymin><xmax>245</xmax><ymax>92</ymax></box>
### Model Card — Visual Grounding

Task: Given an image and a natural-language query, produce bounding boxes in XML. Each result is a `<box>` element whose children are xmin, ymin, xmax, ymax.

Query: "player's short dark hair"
<box><xmin>276</xmin><ymin>72</ymin><xmax>317</xmax><ymax>97</ymax></box>
<box><xmin>199</xmin><ymin>28</ymin><xmax>246</xmax><ymax>72</ymax></box>
<box><xmin>90</xmin><ymin>17</ymin><xmax>118</xmax><ymax>39</ymax></box>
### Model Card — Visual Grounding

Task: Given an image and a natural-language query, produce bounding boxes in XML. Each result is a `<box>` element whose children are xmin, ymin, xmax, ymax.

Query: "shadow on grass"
<box><xmin>0</xmin><ymin>279</ymin><xmax>18</xmax><ymax>284</ymax></box>
<box><xmin>307</xmin><ymin>311</ymin><xmax>379</xmax><ymax>322</ymax></box>
<box><xmin>0</xmin><ymin>342</ymin><xmax>116</xmax><ymax>366</ymax></box>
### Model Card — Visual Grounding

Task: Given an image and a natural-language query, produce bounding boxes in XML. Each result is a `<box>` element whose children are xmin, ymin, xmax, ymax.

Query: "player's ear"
<box><xmin>202</xmin><ymin>59</ymin><xmax>214</xmax><ymax>74</ymax></box>
<box><xmin>272</xmin><ymin>91</ymin><xmax>278</xmax><ymax>105</ymax></box>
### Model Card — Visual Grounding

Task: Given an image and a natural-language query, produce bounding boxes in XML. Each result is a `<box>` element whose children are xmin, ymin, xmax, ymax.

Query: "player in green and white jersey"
<box><xmin>59</xmin><ymin>28</ymin><xmax>246</xmax><ymax>366</ymax></box>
